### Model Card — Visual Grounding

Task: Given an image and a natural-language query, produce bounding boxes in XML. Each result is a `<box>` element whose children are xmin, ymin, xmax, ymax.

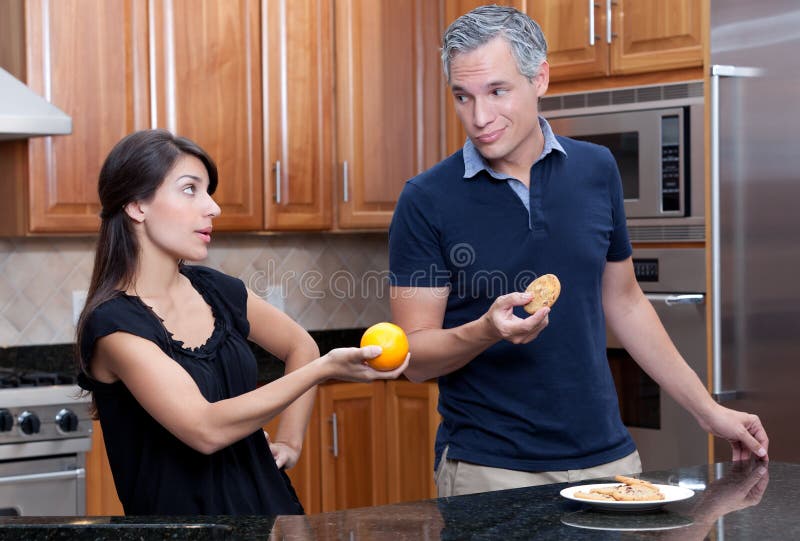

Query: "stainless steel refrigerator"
<box><xmin>710</xmin><ymin>0</ymin><xmax>800</xmax><ymax>462</ymax></box>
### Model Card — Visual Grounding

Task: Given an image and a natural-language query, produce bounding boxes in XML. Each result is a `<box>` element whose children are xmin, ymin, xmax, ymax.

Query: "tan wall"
<box><xmin>0</xmin><ymin>233</ymin><xmax>391</xmax><ymax>347</ymax></box>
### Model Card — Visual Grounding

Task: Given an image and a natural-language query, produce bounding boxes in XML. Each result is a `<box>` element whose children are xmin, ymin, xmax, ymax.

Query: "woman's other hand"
<box><xmin>264</xmin><ymin>431</ymin><xmax>301</xmax><ymax>470</ymax></box>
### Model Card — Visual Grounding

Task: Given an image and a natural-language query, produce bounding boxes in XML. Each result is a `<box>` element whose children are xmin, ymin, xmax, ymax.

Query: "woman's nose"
<box><xmin>207</xmin><ymin>195</ymin><xmax>222</xmax><ymax>218</ymax></box>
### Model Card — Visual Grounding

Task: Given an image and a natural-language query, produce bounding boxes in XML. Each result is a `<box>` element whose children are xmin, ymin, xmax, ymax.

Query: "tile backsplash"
<box><xmin>0</xmin><ymin>233</ymin><xmax>391</xmax><ymax>347</ymax></box>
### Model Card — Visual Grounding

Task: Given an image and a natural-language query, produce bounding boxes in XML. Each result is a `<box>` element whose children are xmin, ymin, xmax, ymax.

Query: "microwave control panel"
<box><xmin>661</xmin><ymin>115</ymin><xmax>681</xmax><ymax>212</ymax></box>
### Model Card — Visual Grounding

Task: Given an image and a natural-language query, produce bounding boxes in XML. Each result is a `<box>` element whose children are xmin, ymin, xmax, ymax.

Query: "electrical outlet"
<box><xmin>72</xmin><ymin>290</ymin><xmax>88</xmax><ymax>326</ymax></box>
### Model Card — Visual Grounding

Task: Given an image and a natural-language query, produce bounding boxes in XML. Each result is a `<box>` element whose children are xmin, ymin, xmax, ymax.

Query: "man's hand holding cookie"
<box><xmin>481</xmin><ymin>274</ymin><xmax>560</xmax><ymax>345</ymax></box>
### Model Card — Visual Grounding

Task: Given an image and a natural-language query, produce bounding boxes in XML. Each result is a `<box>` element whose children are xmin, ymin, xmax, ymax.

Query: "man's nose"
<box><xmin>472</xmin><ymin>97</ymin><xmax>493</xmax><ymax>128</ymax></box>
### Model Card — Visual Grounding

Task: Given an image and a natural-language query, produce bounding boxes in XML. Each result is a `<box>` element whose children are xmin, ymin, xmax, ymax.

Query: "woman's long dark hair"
<box><xmin>75</xmin><ymin>129</ymin><xmax>218</xmax><ymax>402</ymax></box>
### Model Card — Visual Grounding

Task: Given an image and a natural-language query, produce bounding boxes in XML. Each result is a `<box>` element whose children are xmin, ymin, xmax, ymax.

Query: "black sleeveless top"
<box><xmin>78</xmin><ymin>265</ymin><xmax>303</xmax><ymax>515</ymax></box>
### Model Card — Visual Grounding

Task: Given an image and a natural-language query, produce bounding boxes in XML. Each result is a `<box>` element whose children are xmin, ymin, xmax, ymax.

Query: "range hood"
<box><xmin>0</xmin><ymin>67</ymin><xmax>72</xmax><ymax>140</ymax></box>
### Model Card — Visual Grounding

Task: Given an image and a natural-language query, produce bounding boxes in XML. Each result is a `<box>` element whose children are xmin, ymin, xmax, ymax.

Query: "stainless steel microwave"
<box><xmin>543</xmin><ymin>81</ymin><xmax>705</xmax><ymax>242</ymax></box>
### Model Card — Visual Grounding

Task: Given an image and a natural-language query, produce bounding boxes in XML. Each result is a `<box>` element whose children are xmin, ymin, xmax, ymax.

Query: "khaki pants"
<box><xmin>435</xmin><ymin>446</ymin><xmax>642</xmax><ymax>497</ymax></box>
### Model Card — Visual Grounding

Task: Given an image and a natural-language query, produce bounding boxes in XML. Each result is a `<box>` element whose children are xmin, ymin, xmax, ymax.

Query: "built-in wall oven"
<box><xmin>606</xmin><ymin>249</ymin><xmax>709</xmax><ymax>472</ymax></box>
<box><xmin>544</xmin><ymin>81</ymin><xmax>705</xmax><ymax>243</ymax></box>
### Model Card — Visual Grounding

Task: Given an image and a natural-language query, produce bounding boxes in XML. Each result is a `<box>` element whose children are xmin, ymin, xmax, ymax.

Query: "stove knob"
<box><xmin>55</xmin><ymin>408</ymin><xmax>79</xmax><ymax>432</ymax></box>
<box><xmin>18</xmin><ymin>411</ymin><xmax>41</xmax><ymax>435</ymax></box>
<box><xmin>0</xmin><ymin>409</ymin><xmax>13</xmax><ymax>432</ymax></box>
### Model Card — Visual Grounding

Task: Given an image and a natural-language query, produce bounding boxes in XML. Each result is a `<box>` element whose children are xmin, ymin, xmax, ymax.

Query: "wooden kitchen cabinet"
<box><xmin>319</xmin><ymin>381</ymin><xmax>388</xmax><ymax>510</ymax></box>
<box><xmin>268</xmin><ymin>380</ymin><xmax>439</xmax><ymax>514</ymax></box>
<box><xmin>334</xmin><ymin>0</ymin><xmax>445</xmax><ymax>229</ymax></box>
<box><xmin>610</xmin><ymin>0</ymin><xmax>703</xmax><ymax>76</ymax></box>
<box><xmin>528</xmin><ymin>0</ymin><xmax>703</xmax><ymax>82</ymax></box>
<box><xmin>526</xmin><ymin>0</ymin><xmax>609</xmax><ymax>82</ymax></box>
<box><xmin>2</xmin><ymin>0</ymin><xmax>447</xmax><ymax>235</ymax></box>
<box><xmin>385</xmin><ymin>379</ymin><xmax>439</xmax><ymax>503</ymax></box>
<box><xmin>263</xmin><ymin>0</ymin><xmax>334</xmax><ymax>230</ymax></box>
<box><xmin>149</xmin><ymin>0</ymin><xmax>264</xmax><ymax>231</ymax></box>
<box><xmin>86</xmin><ymin>420</ymin><xmax>125</xmax><ymax>516</ymax></box>
<box><xmin>126</xmin><ymin>0</ymin><xmax>334</xmax><ymax>232</ymax></box>
<box><xmin>318</xmin><ymin>380</ymin><xmax>439</xmax><ymax>511</ymax></box>
<box><xmin>0</xmin><ymin>0</ymin><xmax>149</xmax><ymax>235</ymax></box>
<box><xmin>0</xmin><ymin>0</ymin><xmax>262</xmax><ymax>234</ymax></box>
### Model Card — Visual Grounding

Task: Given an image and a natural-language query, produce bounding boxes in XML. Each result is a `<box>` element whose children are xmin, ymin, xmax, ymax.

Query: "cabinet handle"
<box><xmin>330</xmin><ymin>412</ymin><xmax>339</xmax><ymax>457</ymax></box>
<box><xmin>342</xmin><ymin>161</ymin><xmax>349</xmax><ymax>203</ymax></box>
<box><xmin>274</xmin><ymin>161</ymin><xmax>281</xmax><ymax>204</ymax></box>
<box><xmin>589</xmin><ymin>1</ymin><xmax>596</xmax><ymax>46</ymax></box>
<box><xmin>606</xmin><ymin>0</ymin><xmax>614</xmax><ymax>43</ymax></box>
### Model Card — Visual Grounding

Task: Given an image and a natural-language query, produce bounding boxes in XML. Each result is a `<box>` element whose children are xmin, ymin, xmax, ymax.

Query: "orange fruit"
<box><xmin>360</xmin><ymin>322</ymin><xmax>409</xmax><ymax>371</ymax></box>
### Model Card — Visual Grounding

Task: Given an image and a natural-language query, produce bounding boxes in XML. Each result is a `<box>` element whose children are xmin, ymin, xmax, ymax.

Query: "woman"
<box><xmin>76</xmin><ymin>129</ymin><xmax>407</xmax><ymax>515</ymax></box>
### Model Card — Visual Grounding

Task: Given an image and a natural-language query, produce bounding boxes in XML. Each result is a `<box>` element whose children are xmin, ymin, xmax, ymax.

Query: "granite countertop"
<box><xmin>0</xmin><ymin>460</ymin><xmax>794</xmax><ymax>540</ymax></box>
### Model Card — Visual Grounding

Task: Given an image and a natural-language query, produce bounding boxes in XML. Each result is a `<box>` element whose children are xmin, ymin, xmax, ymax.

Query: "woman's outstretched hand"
<box><xmin>319</xmin><ymin>346</ymin><xmax>409</xmax><ymax>382</ymax></box>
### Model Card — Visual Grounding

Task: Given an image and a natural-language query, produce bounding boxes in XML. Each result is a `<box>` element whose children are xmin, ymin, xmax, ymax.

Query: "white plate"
<box><xmin>560</xmin><ymin>482</ymin><xmax>695</xmax><ymax>511</ymax></box>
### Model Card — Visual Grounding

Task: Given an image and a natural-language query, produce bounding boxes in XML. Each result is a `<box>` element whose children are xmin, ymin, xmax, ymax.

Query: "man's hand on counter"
<box><xmin>701</xmin><ymin>404</ymin><xmax>770</xmax><ymax>461</ymax></box>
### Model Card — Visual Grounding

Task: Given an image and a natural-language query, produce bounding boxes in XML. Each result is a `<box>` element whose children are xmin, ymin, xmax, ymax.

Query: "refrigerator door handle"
<box><xmin>709</xmin><ymin>64</ymin><xmax>763</xmax><ymax>403</ymax></box>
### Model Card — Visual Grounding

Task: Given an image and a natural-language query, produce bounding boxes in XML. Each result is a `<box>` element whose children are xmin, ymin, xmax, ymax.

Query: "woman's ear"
<box><xmin>123</xmin><ymin>201</ymin><xmax>146</xmax><ymax>223</ymax></box>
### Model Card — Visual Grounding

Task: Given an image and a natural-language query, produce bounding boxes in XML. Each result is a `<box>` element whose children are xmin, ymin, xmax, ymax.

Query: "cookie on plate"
<box><xmin>574</xmin><ymin>491</ymin><xmax>616</xmax><ymax>501</ymax></box>
<box><xmin>615</xmin><ymin>475</ymin><xmax>659</xmax><ymax>490</ymax></box>
<box><xmin>523</xmin><ymin>274</ymin><xmax>561</xmax><ymax>314</ymax></box>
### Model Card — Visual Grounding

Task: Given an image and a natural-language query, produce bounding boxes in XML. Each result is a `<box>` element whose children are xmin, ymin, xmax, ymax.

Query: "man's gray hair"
<box><xmin>441</xmin><ymin>5</ymin><xmax>547</xmax><ymax>84</ymax></box>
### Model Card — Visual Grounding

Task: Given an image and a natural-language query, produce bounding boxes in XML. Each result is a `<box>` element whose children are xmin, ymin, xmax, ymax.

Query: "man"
<box><xmin>388</xmin><ymin>5</ymin><xmax>768</xmax><ymax>497</ymax></box>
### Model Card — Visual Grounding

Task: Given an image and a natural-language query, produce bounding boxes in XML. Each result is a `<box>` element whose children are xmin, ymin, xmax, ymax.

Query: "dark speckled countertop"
<box><xmin>0</xmin><ymin>460</ymin><xmax>795</xmax><ymax>540</ymax></box>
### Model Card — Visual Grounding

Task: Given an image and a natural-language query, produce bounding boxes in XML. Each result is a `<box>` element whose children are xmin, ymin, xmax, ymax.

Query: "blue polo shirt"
<box><xmin>389</xmin><ymin>122</ymin><xmax>636</xmax><ymax>472</ymax></box>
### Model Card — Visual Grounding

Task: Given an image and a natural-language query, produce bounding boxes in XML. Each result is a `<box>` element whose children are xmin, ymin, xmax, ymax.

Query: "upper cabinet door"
<box><xmin>25</xmin><ymin>0</ymin><xmax>149</xmax><ymax>233</ymax></box>
<box><xmin>150</xmin><ymin>0</ymin><xmax>264</xmax><ymax>231</ymax></box>
<box><xmin>610</xmin><ymin>0</ymin><xmax>702</xmax><ymax>75</ymax></box>
<box><xmin>335</xmin><ymin>0</ymin><xmax>444</xmax><ymax>229</ymax></box>
<box><xmin>263</xmin><ymin>0</ymin><xmax>334</xmax><ymax>230</ymax></box>
<box><xmin>527</xmin><ymin>0</ymin><xmax>609</xmax><ymax>83</ymax></box>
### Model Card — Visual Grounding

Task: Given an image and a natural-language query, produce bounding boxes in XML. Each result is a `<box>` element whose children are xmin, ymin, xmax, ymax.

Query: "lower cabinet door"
<box><xmin>386</xmin><ymin>380</ymin><xmax>439</xmax><ymax>503</ymax></box>
<box><xmin>319</xmin><ymin>382</ymin><xmax>387</xmax><ymax>511</ymax></box>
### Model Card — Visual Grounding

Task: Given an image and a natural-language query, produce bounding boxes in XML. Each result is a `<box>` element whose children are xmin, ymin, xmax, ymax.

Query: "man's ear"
<box><xmin>534</xmin><ymin>60</ymin><xmax>550</xmax><ymax>97</ymax></box>
<box><xmin>123</xmin><ymin>201</ymin><xmax>146</xmax><ymax>223</ymax></box>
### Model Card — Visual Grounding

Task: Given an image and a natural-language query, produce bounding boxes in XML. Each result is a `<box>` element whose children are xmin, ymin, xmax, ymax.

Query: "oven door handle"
<box><xmin>0</xmin><ymin>468</ymin><xmax>85</xmax><ymax>485</ymax></box>
<box><xmin>645</xmin><ymin>293</ymin><xmax>705</xmax><ymax>306</ymax></box>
